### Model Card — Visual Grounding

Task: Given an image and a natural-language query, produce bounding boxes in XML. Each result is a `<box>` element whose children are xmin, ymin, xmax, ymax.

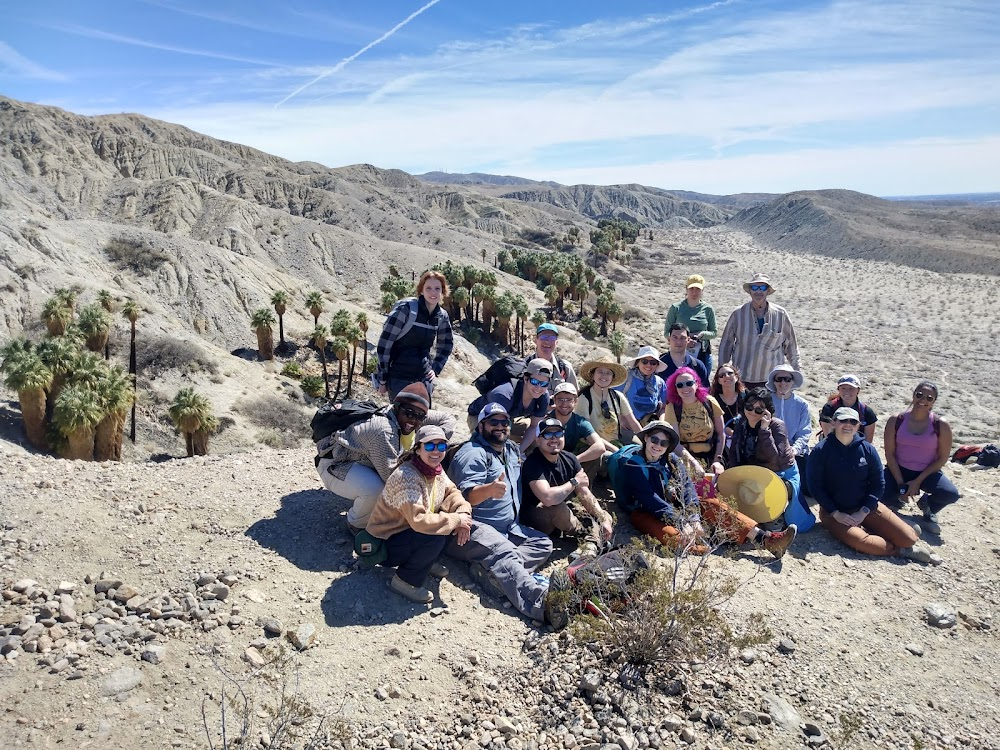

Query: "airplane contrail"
<box><xmin>275</xmin><ymin>0</ymin><xmax>443</xmax><ymax>108</ymax></box>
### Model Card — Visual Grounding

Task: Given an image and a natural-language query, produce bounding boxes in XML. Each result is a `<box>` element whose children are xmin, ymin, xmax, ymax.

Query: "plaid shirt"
<box><xmin>375</xmin><ymin>298</ymin><xmax>453</xmax><ymax>386</ymax></box>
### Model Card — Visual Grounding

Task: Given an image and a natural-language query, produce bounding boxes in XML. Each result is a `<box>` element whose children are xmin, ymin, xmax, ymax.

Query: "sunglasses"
<box><xmin>913</xmin><ymin>392</ymin><xmax>936</xmax><ymax>402</ymax></box>
<box><xmin>421</xmin><ymin>441</ymin><xmax>448</xmax><ymax>452</ymax></box>
<box><xmin>749</xmin><ymin>284</ymin><xmax>769</xmax><ymax>292</ymax></box>
<box><xmin>554</xmin><ymin>395</ymin><xmax>576</xmax><ymax>403</ymax></box>
<box><xmin>528</xmin><ymin>377</ymin><xmax>550</xmax><ymax>388</ymax></box>
<box><xmin>486</xmin><ymin>418</ymin><xmax>510</xmax><ymax>428</ymax></box>
<box><xmin>540</xmin><ymin>430</ymin><xmax>565</xmax><ymax>440</ymax></box>
<box><xmin>601</xmin><ymin>401</ymin><xmax>612</xmax><ymax>419</ymax></box>
<box><xmin>398</xmin><ymin>406</ymin><xmax>427</xmax><ymax>422</ymax></box>
<box><xmin>647</xmin><ymin>435</ymin><xmax>671</xmax><ymax>447</ymax></box>
<box><xmin>676</xmin><ymin>380</ymin><xmax>696</xmax><ymax>389</ymax></box>
<box><xmin>537</xmin><ymin>334</ymin><xmax>558</xmax><ymax>342</ymax></box>
<box><xmin>836</xmin><ymin>418</ymin><xmax>860</xmax><ymax>425</ymax></box>
<box><xmin>774</xmin><ymin>376</ymin><xmax>794</xmax><ymax>383</ymax></box>
<box><xmin>639</xmin><ymin>358</ymin><xmax>660</xmax><ymax>367</ymax></box>
<box><xmin>745</xmin><ymin>405</ymin><xmax>766</xmax><ymax>414</ymax></box>
<box><xmin>717</xmin><ymin>371</ymin><xmax>735</xmax><ymax>378</ymax></box>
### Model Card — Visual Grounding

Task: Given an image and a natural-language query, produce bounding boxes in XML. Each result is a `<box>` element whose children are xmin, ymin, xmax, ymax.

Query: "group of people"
<box><xmin>316</xmin><ymin>269</ymin><xmax>961</xmax><ymax>616</ymax></box>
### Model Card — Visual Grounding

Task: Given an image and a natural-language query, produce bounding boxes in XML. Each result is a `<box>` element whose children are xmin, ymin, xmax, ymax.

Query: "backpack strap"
<box><xmin>394</xmin><ymin>299</ymin><xmax>420</xmax><ymax>342</ymax></box>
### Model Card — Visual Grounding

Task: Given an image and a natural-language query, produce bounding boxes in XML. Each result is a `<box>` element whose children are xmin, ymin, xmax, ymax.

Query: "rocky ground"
<box><xmin>2</xmin><ymin>228</ymin><xmax>1000</xmax><ymax>750</ymax></box>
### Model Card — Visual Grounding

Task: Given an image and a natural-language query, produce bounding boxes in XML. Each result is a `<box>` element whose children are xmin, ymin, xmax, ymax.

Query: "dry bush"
<box><xmin>104</xmin><ymin>237</ymin><xmax>171</xmax><ymax>276</ymax></box>
<box><xmin>139</xmin><ymin>335</ymin><xmax>219</xmax><ymax>376</ymax></box>
<box><xmin>232</xmin><ymin>394</ymin><xmax>308</xmax><ymax>434</ymax></box>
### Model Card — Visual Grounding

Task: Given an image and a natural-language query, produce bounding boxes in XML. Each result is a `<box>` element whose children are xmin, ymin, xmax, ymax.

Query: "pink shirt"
<box><xmin>894</xmin><ymin>411</ymin><xmax>939</xmax><ymax>471</ymax></box>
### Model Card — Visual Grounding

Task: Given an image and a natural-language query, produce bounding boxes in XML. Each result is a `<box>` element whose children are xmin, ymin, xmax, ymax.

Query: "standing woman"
<box><xmin>665</xmin><ymin>274</ymin><xmax>717</xmax><ymax>379</ymax></box>
<box><xmin>365</xmin><ymin>425</ymin><xmax>473</xmax><ymax>603</ymax></box>
<box><xmin>882</xmin><ymin>381</ymin><xmax>959</xmax><ymax>536</ymax></box>
<box><xmin>710</xmin><ymin>362</ymin><xmax>746</xmax><ymax>446</ymax></box>
<box><xmin>376</xmin><ymin>271</ymin><xmax>454</xmax><ymax>403</ymax></box>
<box><xmin>663</xmin><ymin>367</ymin><xmax>726</xmax><ymax>478</ymax></box>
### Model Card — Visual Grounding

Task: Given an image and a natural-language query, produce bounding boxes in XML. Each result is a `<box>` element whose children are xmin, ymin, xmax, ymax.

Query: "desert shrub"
<box><xmin>363</xmin><ymin>358</ymin><xmax>377</xmax><ymax>375</ymax></box>
<box><xmin>104</xmin><ymin>237</ymin><xmax>171</xmax><ymax>275</ymax></box>
<box><xmin>139</xmin><ymin>335</ymin><xmax>219</xmax><ymax>376</ymax></box>
<box><xmin>280</xmin><ymin>362</ymin><xmax>304</xmax><ymax>380</ymax></box>
<box><xmin>577</xmin><ymin>317</ymin><xmax>600</xmax><ymax>339</ymax></box>
<box><xmin>232</xmin><ymin>395</ymin><xmax>308</xmax><ymax>433</ymax></box>
<box><xmin>463</xmin><ymin>327</ymin><xmax>481</xmax><ymax>346</ymax></box>
<box><xmin>256</xmin><ymin>429</ymin><xmax>303</xmax><ymax>449</ymax></box>
<box><xmin>300</xmin><ymin>376</ymin><xmax>324</xmax><ymax>398</ymax></box>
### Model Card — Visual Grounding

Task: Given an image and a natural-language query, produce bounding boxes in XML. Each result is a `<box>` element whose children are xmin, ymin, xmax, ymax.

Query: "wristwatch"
<box><xmin>569</xmin><ymin>477</ymin><xmax>579</xmax><ymax>488</ymax></box>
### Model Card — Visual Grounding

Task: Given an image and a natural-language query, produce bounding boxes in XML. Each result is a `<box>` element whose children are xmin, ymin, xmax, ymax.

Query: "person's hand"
<box><xmin>905</xmin><ymin>479</ymin><xmax>922</xmax><ymax>499</ymax></box>
<box><xmin>426</xmin><ymin>371</ymin><xmax>437</xmax><ymax>381</ymax></box>
<box><xmin>483</xmin><ymin>471</ymin><xmax>507</xmax><ymax>499</ymax></box>
<box><xmin>598</xmin><ymin>515</ymin><xmax>614</xmax><ymax>541</ymax></box>
<box><xmin>377</xmin><ymin>383</ymin><xmax>388</xmax><ymax>396</ymax></box>
<box><xmin>832</xmin><ymin>510</ymin><xmax>860</xmax><ymax>527</ymax></box>
<box><xmin>573</xmin><ymin>469</ymin><xmax>590</xmax><ymax>491</ymax></box>
<box><xmin>454</xmin><ymin>515</ymin><xmax>472</xmax><ymax>546</ymax></box>
<box><xmin>850</xmin><ymin>508</ymin><xmax>870</xmax><ymax>525</ymax></box>
<box><xmin>759</xmin><ymin>411</ymin><xmax>772</xmax><ymax>430</ymax></box>
<box><xmin>710</xmin><ymin>461</ymin><xmax>725</xmax><ymax>477</ymax></box>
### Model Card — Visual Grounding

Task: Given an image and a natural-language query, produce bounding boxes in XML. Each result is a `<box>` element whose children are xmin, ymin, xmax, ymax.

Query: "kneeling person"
<box><xmin>521</xmin><ymin>417</ymin><xmax>614</xmax><ymax>544</ymax></box>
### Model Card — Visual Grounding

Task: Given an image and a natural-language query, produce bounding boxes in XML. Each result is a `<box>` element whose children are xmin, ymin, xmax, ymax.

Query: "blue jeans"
<box><xmin>383</xmin><ymin>528</ymin><xmax>448</xmax><ymax>587</ymax></box>
<box><xmin>698</xmin><ymin>351</ymin><xmax>713</xmax><ymax>383</ymax></box>
<box><xmin>882</xmin><ymin>467</ymin><xmax>960</xmax><ymax>514</ymax></box>
<box><xmin>778</xmin><ymin>463</ymin><xmax>815</xmax><ymax>532</ymax></box>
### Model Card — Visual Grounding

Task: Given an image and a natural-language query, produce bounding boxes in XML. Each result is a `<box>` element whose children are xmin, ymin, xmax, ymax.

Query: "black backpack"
<box><xmin>977</xmin><ymin>444</ymin><xmax>1000</xmax><ymax>468</ymax></box>
<box><xmin>310</xmin><ymin>399</ymin><xmax>383</xmax><ymax>443</ymax></box>
<box><xmin>473</xmin><ymin>354</ymin><xmax>527</xmax><ymax>395</ymax></box>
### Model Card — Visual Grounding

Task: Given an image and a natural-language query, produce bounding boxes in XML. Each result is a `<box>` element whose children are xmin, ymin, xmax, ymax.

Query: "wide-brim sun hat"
<box><xmin>637</xmin><ymin>420</ymin><xmax>680</xmax><ymax>453</ymax></box>
<box><xmin>742</xmin><ymin>273</ymin><xmax>775</xmax><ymax>295</ymax></box>
<box><xmin>578</xmin><ymin>356</ymin><xmax>629</xmax><ymax>387</ymax></box>
<box><xmin>766</xmin><ymin>364</ymin><xmax>804</xmax><ymax>392</ymax></box>
<box><xmin>625</xmin><ymin>345</ymin><xmax>668</xmax><ymax>373</ymax></box>
<box><xmin>716</xmin><ymin>466</ymin><xmax>788</xmax><ymax>523</ymax></box>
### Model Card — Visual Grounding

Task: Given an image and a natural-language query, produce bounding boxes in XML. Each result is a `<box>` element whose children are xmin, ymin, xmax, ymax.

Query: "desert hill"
<box><xmin>416</xmin><ymin>171</ymin><xmax>560</xmax><ymax>188</ymax></box>
<box><xmin>728</xmin><ymin>189</ymin><xmax>1000</xmax><ymax>275</ymax></box>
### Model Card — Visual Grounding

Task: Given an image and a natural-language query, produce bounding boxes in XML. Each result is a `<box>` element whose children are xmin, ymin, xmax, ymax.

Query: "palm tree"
<box><xmin>607</xmin><ymin>301</ymin><xmax>623</xmax><ymax>332</ymax></box>
<box><xmin>329</xmin><ymin>309</ymin><xmax>352</xmax><ymax>338</ymax></box>
<box><xmin>471</xmin><ymin>282</ymin><xmax>486</xmax><ymax>323</ymax></box>
<box><xmin>68</xmin><ymin>351</ymin><xmax>110</xmax><ymax>390</ymax></box>
<box><xmin>55</xmin><ymin>287</ymin><xmax>77</xmax><ymax>317</ymax></box>
<box><xmin>42</xmin><ymin>297</ymin><xmax>72</xmax><ymax>336</ymax></box>
<box><xmin>552</xmin><ymin>272</ymin><xmax>570</xmax><ymax>312</ymax></box>
<box><xmin>494</xmin><ymin>294</ymin><xmax>514</xmax><ymax>349</ymax></box>
<box><xmin>331</xmin><ymin>336</ymin><xmax>349</xmax><ymax>399</ymax></box>
<box><xmin>608</xmin><ymin>331</ymin><xmax>626</xmax><ymax>364</ymax></box>
<box><xmin>312</xmin><ymin>325</ymin><xmax>331</xmax><ymax>399</ymax></box>
<box><xmin>1</xmin><ymin>348</ymin><xmax>52</xmax><ymax>450</ymax></box>
<box><xmin>77</xmin><ymin>303</ymin><xmax>112</xmax><ymax>356</ymax></box>
<box><xmin>544</xmin><ymin>285</ymin><xmax>559</xmax><ymax>320</ymax></box>
<box><xmin>451</xmin><ymin>286</ymin><xmax>469</xmax><ymax>325</ymax></box>
<box><xmin>380</xmin><ymin>292</ymin><xmax>397</xmax><ymax>314</ymax></box>
<box><xmin>271</xmin><ymin>291</ymin><xmax>289</xmax><ymax>351</ymax></box>
<box><xmin>193</xmin><ymin>412</ymin><xmax>218</xmax><ymax>456</ymax></box>
<box><xmin>93</xmin><ymin>367</ymin><xmax>134</xmax><ymax>461</ymax></box>
<box><xmin>168</xmin><ymin>387</ymin><xmax>213</xmax><ymax>458</ymax></box>
<box><xmin>97</xmin><ymin>291</ymin><xmax>115</xmax><ymax>359</ymax></box>
<box><xmin>122</xmin><ymin>300</ymin><xmax>140</xmax><ymax>443</ymax></box>
<box><xmin>305</xmin><ymin>291</ymin><xmax>324</xmax><ymax>326</ymax></box>
<box><xmin>250</xmin><ymin>308</ymin><xmax>276</xmax><ymax>360</ymax></box>
<box><xmin>480</xmin><ymin>286</ymin><xmax>497</xmax><ymax>334</ymax></box>
<box><xmin>355</xmin><ymin>313</ymin><xmax>370</xmax><ymax>379</ymax></box>
<box><xmin>530</xmin><ymin>311</ymin><xmax>546</xmax><ymax>333</ymax></box>
<box><xmin>52</xmin><ymin>383</ymin><xmax>103</xmax><ymax>460</ymax></box>
<box><xmin>37</xmin><ymin>335</ymin><xmax>80</xmax><ymax>419</ymax></box>
<box><xmin>344</xmin><ymin>324</ymin><xmax>363</xmax><ymax>398</ymax></box>
<box><xmin>596</xmin><ymin>293</ymin><xmax>613</xmax><ymax>337</ymax></box>
<box><xmin>513</xmin><ymin>296</ymin><xmax>530</xmax><ymax>355</ymax></box>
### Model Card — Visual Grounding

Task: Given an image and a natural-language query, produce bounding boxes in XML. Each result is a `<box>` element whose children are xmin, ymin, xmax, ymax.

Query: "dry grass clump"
<box><xmin>232</xmin><ymin>394</ymin><xmax>309</xmax><ymax>435</ymax></box>
<box><xmin>104</xmin><ymin>237</ymin><xmax>171</xmax><ymax>275</ymax></box>
<box><xmin>138</xmin><ymin>335</ymin><xmax>219</xmax><ymax>376</ymax></box>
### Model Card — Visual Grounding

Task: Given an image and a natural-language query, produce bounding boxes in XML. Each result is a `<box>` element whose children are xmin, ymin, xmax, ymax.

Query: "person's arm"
<box><xmin>788</xmin><ymin>399</ymin><xmax>812</xmax><ymax>455</ymax></box>
<box><xmin>465</xmin><ymin>471</ymin><xmax>509</xmax><ymax>506</ymax></box>
<box><xmin>576</xmin><ymin>486</ymin><xmax>614</xmax><ymax>540</ymax></box>
<box><xmin>702</xmin><ymin>305</ymin><xmax>718</xmax><ymax>341</ymax></box>
<box><xmin>520</xmin><ymin>416</ymin><xmax>542</xmax><ymax>456</ymax></box>
<box><xmin>862</xmin><ymin>408</ymin><xmax>877</xmax><ymax>443</ymax></box>
<box><xmin>430</xmin><ymin>311</ymin><xmax>454</xmax><ymax>376</ymax></box>
<box><xmin>576</xmin><ymin>432</ymin><xmax>607</xmax><ymax>464</ymax></box>
<box><xmin>374</xmin><ymin>302</ymin><xmax>409</xmax><ymax>386</ymax></box>
<box><xmin>782</xmin><ymin>312</ymin><xmax>800</xmax><ymax>370</ymax></box>
<box><xmin>664</xmin><ymin>304</ymin><xmax>679</xmax><ymax>337</ymax></box>
<box><xmin>717</xmin><ymin>311</ymin><xmax>737</xmax><ymax>365</ymax></box>
<box><xmin>864</xmin><ymin>444</ymin><xmax>885</xmax><ymax>510</ymax></box>
<box><xmin>708</xmin><ymin>399</ymin><xmax>726</xmax><ymax>473</ymax></box>
<box><xmin>806</xmin><ymin>444</ymin><xmax>835</xmax><ymax>513</ymax></box>
<box><xmin>883</xmin><ymin>416</ymin><xmax>905</xmax><ymax>487</ymax></box>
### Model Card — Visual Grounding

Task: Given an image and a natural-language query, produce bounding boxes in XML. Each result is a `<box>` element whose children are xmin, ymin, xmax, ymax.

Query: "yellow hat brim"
<box><xmin>716</xmin><ymin>465</ymin><xmax>788</xmax><ymax>523</ymax></box>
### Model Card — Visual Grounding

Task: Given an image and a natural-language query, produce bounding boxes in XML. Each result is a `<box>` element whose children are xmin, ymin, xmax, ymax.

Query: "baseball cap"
<box><xmin>838</xmin><ymin>374</ymin><xmax>861</xmax><ymax>388</ymax></box>
<box><xmin>525</xmin><ymin>358</ymin><xmax>554</xmax><ymax>378</ymax></box>
<box><xmin>536</xmin><ymin>417</ymin><xmax>564</xmax><ymax>438</ymax></box>
<box><xmin>833</xmin><ymin>407</ymin><xmax>860</xmax><ymax>422</ymax></box>
<box><xmin>477</xmin><ymin>402</ymin><xmax>510</xmax><ymax>423</ymax></box>
<box><xmin>416</xmin><ymin>424</ymin><xmax>447</xmax><ymax>443</ymax></box>
<box><xmin>536</xmin><ymin>323</ymin><xmax>559</xmax><ymax>336</ymax></box>
<box><xmin>553</xmin><ymin>382</ymin><xmax>578</xmax><ymax>396</ymax></box>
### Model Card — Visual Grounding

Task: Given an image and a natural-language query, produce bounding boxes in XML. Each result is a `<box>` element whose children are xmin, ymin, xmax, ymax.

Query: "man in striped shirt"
<box><xmin>718</xmin><ymin>273</ymin><xmax>800</xmax><ymax>388</ymax></box>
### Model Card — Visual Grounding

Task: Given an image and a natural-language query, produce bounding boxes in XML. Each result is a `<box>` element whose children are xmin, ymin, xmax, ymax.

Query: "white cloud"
<box><xmin>0</xmin><ymin>42</ymin><xmax>67</xmax><ymax>81</ymax></box>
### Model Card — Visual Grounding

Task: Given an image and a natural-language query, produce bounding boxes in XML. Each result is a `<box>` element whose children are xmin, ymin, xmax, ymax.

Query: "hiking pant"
<box><xmin>323</xmin><ymin>463</ymin><xmax>385</xmax><ymax>530</ymax></box>
<box><xmin>581</xmin><ymin>452</ymin><xmax>611</xmax><ymax>483</ymax></box>
<box><xmin>521</xmin><ymin>501</ymin><xmax>585</xmax><ymax>537</ymax></box>
<box><xmin>882</xmin><ymin>467</ymin><xmax>960</xmax><ymax>514</ymax></box>
<box><xmin>819</xmin><ymin>503</ymin><xmax>918</xmax><ymax>556</ymax></box>
<box><xmin>446</xmin><ymin>522</ymin><xmax>552</xmax><ymax>621</ymax></box>
<box><xmin>630</xmin><ymin>497</ymin><xmax>758</xmax><ymax>551</ymax></box>
<box><xmin>795</xmin><ymin>453</ymin><xmax>811</xmax><ymax>497</ymax></box>
<box><xmin>383</xmin><ymin>528</ymin><xmax>448</xmax><ymax>587</ymax></box>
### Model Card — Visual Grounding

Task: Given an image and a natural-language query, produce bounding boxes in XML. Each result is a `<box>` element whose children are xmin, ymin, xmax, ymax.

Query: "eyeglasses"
<box><xmin>745</xmin><ymin>405</ymin><xmax>766</xmax><ymax>414</ymax></box>
<box><xmin>749</xmin><ymin>284</ymin><xmax>769</xmax><ymax>292</ymax></box>
<box><xmin>676</xmin><ymin>380</ymin><xmax>696</xmax><ymax>389</ymax></box>
<box><xmin>537</xmin><ymin>334</ymin><xmax>558</xmax><ymax>342</ymax></box>
<box><xmin>554</xmin><ymin>396</ymin><xmax>576</xmax><ymax>404</ymax></box>
<box><xmin>600</xmin><ymin>401</ymin><xmax>612</xmax><ymax>419</ymax></box>
<box><xmin>421</xmin><ymin>441</ymin><xmax>448</xmax><ymax>452</ymax></box>
<box><xmin>647</xmin><ymin>435</ymin><xmax>671</xmax><ymax>447</ymax></box>
<box><xmin>717</xmin><ymin>371</ymin><xmax>735</xmax><ymax>378</ymax></box>
<box><xmin>540</xmin><ymin>430</ymin><xmax>565</xmax><ymax>440</ymax></box>
<box><xmin>486</xmin><ymin>418</ymin><xmax>510</xmax><ymax>428</ymax></box>
<box><xmin>913</xmin><ymin>391</ymin><xmax>936</xmax><ymax>402</ymax></box>
<box><xmin>774</xmin><ymin>376</ymin><xmax>794</xmax><ymax>383</ymax></box>
<box><xmin>528</xmin><ymin>377</ymin><xmax>550</xmax><ymax>388</ymax></box>
<box><xmin>836</xmin><ymin>418</ymin><xmax>860</xmax><ymax>425</ymax></box>
<box><xmin>398</xmin><ymin>406</ymin><xmax>427</xmax><ymax>422</ymax></box>
<box><xmin>639</xmin><ymin>358</ymin><xmax>660</xmax><ymax>367</ymax></box>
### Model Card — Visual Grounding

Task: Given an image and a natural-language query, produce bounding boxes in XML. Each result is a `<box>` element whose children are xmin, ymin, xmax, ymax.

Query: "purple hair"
<box><xmin>666</xmin><ymin>366</ymin><xmax>709</xmax><ymax>406</ymax></box>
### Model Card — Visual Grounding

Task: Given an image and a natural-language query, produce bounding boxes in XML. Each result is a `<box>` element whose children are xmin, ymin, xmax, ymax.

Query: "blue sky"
<box><xmin>2</xmin><ymin>0</ymin><xmax>999</xmax><ymax>195</ymax></box>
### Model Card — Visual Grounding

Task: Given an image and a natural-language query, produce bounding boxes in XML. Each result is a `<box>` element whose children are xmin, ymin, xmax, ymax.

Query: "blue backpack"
<box><xmin>607</xmin><ymin>444</ymin><xmax>646</xmax><ymax>513</ymax></box>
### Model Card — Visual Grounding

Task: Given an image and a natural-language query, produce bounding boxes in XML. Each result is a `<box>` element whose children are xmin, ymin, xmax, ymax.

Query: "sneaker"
<box><xmin>468</xmin><ymin>561</ymin><xmax>506</xmax><ymax>600</ymax></box>
<box><xmin>907</xmin><ymin>521</ymin><xmax>923</xmax><ymax>537</ymax></box>
<box><xmin>543</xmin><ymin>568</ymin><xmax>572</xmax><ymax>629</ymax></box>
<box><xmin>922</xmin><ymin>513</ymin><xmax>941</xmax><ymax>536</ymax></box>
<box><xmin>429</xmin><ymin>561</ymin><xmax>449</xmax><ymax>578</ymax></box>
<box><xmin>763</xmin><ymin>524</ymin><xmax>797</xmax><ymax>559</ymax></box>
<box><xmin>899</xmin><ymin>545</ymin><xmax>932</xmax><ymax>564</ymax></box>
<box><xmin>916</xmin><ymin>495</ymin><xmax>931</xmax><ymax>516</ymax></box>
<box><xmin>389</xmin><ymin>574</ymin><xmax>433</xmax><ymax>603</ymax></box>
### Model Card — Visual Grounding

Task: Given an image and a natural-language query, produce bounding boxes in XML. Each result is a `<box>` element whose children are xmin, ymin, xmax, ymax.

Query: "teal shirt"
<box><xmin>665</xmin><ymin>300</ymin><xmax>718</xmax><ymax>340</ymax></box>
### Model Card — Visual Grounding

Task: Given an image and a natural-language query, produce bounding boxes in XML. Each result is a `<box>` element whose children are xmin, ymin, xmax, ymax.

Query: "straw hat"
<box><xmin>716</xmin><ymin>466</ymin><xmax>789</xmax><ymax>523</ymax></box>
<box><xmin>578</xmin><ymin>355</ymin><xmax>628</xmax><ymax>387</ymax></box>
<box><xmin>625</xmin><ymin>345</ymin><xmax>668</xmax><ymax>373</ymax></box>
<box><xmin>742</xmin><ymin>273</ymin><xmax>775</xmax><ymax>295</ymax></box>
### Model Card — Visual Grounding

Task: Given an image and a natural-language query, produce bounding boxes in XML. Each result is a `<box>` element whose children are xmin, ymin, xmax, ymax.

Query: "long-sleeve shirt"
<box><xmin>727</xmin><ymin>416</ymin><xmax>795</xmax><ymax>472</ymax></box>
<box><xmin>807</xmin><ymin>433</ymin><xmax>884</xmax><ymax>514</ymax></box>
<box><xmin>375</xmin><ymin>297</ymin><xmax>453</xmax><ymax>386</ymax></box>
<box><xmin>623</xmin><ymin>453</ymin><xmax>699</xmax><ymax>522</ymax></box>
<box><xmin>366</xmin><ymin>461</ymin><xmax>471</xmax><ymax>539</ymax></box>
<box><xmin>447</xmin><ymin>433</ymin><xmax>525</xmax><ymax>536</ymax></box>
<box><xmin>664</xmin><ymin>300</ymin><xmax>718</xmax><ymax>341</ymax></box>
<box><xmin>770</xmin><ymin>393</ymin><xmax>812</xmax><ymax>455</ymax></box>
<box><xmin>717</xmin><ymin>301</ymin><xmax>799</xmax><ymax>383</ymax></box>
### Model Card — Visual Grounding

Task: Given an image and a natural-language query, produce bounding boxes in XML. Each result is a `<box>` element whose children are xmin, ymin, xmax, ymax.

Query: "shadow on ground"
<box><xmin>245</xmin><ymin>489</ymin><xmax>352</xmax><ymax>573</ymax></box>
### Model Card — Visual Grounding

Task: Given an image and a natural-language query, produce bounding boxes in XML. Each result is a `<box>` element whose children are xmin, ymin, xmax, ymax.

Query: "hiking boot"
<box><xmin>468</xmin><ymin>561</ymin><xmax>506</xmax><ymax>600</ymax></box>
<box><xmin>544</xmin><ymin>568</ymin><xmax>572</xmax><ymax>630</ymax></box>
<box><xmin>570</xmin><ymin>540</ymin><xmax>599</xmax><ymax>562</ymax></box>
<box><xmin>429</xmin><ymin>561</ymin><xmax>449</xmax><ymax>578</ymax></box>
<box><xmin>763</xmin><ymin>524</ymin><xmax>797</xmax><ymax>559</ymax></box>
<box><xmin>389</xmin><ymin>574</ymin><xmax>433</xmax><ymax>603</ymax></box>
<box><xmin>916</xmin><ymin>495</ymin><xmax>931</xmax><ymax>516</ymax></box>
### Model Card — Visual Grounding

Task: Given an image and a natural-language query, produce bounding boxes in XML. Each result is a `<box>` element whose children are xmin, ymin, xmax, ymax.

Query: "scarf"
<box><xmin>412</xmin><ymin>454</ymin><xmax>443</xmax><ymax>478</ymax></box>
<box><xmin>631</xmin><ymin>368</ymin><xmax>660</xmax><ymax>400</ymax></box>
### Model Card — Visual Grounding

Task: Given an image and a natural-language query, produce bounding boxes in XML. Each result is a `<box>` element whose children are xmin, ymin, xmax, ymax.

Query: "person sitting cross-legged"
<box><xmin>520</xmin><ymin>417</ymin><xmax>615</xmax><ymax>552</ymax></box>
<box><xmin>548</xmin><ymin>382</ymin><xmax>614</xmax><ymax>481</ymax></box>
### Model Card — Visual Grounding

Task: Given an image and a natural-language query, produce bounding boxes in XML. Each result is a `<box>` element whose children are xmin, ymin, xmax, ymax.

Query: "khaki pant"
<box><xmin>819</xmin><ymin>503</ymin><xmax>918</xmax><ymax>556</ymax></box>
<box><xmin>521</xmin><ymin>502</ymin><xmax>585</xmax><ymax>536</ymax></box>
<box><xmin>319</xmin><ymin>461</ymin><xmax>385</xmax><ymax>529</ymax></box>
